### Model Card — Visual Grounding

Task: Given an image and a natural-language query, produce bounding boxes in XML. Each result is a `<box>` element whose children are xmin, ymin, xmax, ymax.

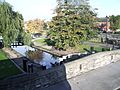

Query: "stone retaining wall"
<box><xmin>65</xmin><ymin>50</ymin><xmax>120</xmax><ymax>79</ymax></box>
<box><xmin>0</xmin><ymin>65</ymin><xmax>66</xmax><ymax>90</ymax></box>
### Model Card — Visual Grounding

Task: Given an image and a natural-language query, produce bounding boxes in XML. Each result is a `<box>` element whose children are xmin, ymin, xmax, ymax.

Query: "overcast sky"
<box><xmin>5</xmin><ymin>0</ymin><xmax>120</xmax><ymax>21</ymax></box>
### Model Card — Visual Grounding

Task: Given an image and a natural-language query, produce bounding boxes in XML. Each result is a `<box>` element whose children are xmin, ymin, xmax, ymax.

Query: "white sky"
<box><xmin>5</xmin><ymin>0</ymin><xmax>120</xmax><ymax>21</ymax></box>
<box><xmin>5</xmin><ymin>0</ymin><xmax>57</xmax><ymax>21</ymax></box>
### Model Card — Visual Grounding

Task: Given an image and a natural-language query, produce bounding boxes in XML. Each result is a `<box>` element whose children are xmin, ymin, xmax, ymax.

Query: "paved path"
<box><xmin>41</xmin><ymin>61</ymin><xmax>120</xmax><ymax>90</ymax></box>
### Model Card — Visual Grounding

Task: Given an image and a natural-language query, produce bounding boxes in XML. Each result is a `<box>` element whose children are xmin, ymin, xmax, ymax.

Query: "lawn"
<box><xmin>34</xmin><ymin>38</ymin><xmax>46</xmax><ymax>45</ymax></box>
<box><xmin>0</xmin><ymin>50</ymin><xmax>21</xmax><ymax>80</ymax></box>
<box><xmin>78</xmin><ymin>44</ymin><xmax>109</xmax><ymax>53</ymax></box>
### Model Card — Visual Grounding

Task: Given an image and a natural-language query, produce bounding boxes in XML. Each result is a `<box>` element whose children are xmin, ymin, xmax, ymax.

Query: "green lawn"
<box><xmin>77</xmin><ymin>44</ymin><xmax>91</xmax><ymax>53</ymax></box>
<box><xmin>0</xmin><ymin>50</ymin><xmax>21</xmax><ymax>80</ymax></box>
<box><xmin>78</xmin><ymin>44</ymin><xmax>109</xmax><ymax>53</ymax></box>
<box><xmin>34</xmin><ymin>38</ymin><xmax>46</xmax><ymax>45</ymax></box>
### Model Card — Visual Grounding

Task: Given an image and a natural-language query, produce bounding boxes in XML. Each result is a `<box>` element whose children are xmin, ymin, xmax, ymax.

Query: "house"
<box><xmin>96</xmin><ymin>17</ymin><xmax>111</xmax><ymax>32</ymax></box>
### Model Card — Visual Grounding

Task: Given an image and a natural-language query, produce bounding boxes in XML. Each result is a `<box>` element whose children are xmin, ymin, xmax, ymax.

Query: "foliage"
<box><xmin>97</xmin><ymin>17</ymin><xmax>106</xmax><ymax>22</ymax></box>
<box><xmin>23</xmin><ymin>32</ymin><xmax>32</xmax><ymax>45</ymax></box>
<box><xmin>0</xmin><ymin>1</ymin><xmax>24</xmax><ymax>46</ymax></box>
<box><xmin>25</xmin><ymin>19</ymin><xmax>45</xmax><ymax>34</ymax></box>
<box><xmin>114</xmin><ymin>31</ymin><xmax>120</xmax><ymax>34</ymax></box>
<box><xmin>43</xmin><ymin>22</ymin><xmax>48</xmax><ymax>30</ymax></box>
<box><xmin>45</xmin><ymin>38</ymin><xmax>55</xmax><ymax>46</ymax></box>
<box><xmin>109</xmin><ymin>15</ymin><xmax>120</xmax><ymax>31</ymax></box>
<box><xmin>48</xmin><ymin>1</ymin><xmax>96</xmax><ymax>50</ymax></box>
<box><xmin>87</xmin><ymin>29</ymin><xmax>99</xmax><ymax>39</ymax></box>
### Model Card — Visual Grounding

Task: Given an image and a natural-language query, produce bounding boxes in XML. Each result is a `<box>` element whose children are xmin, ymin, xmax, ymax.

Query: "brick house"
<box><xmin>96</xmin><ymin>17</ymin><xmax>111</xmax><ymax>32</ymax></box>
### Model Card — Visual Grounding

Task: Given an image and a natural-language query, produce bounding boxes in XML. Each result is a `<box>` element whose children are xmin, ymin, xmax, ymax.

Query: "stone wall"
<box><xmin>0</xmin><ymin>64</ymin><xmax>67</xmax><ymax>90</ymax></box>
<box><xmin>1</xmin><ymin>50</ymin><xmax>120</xmax><ymax>90</ymax></box>
<box><xmin>65</xmin><ymin>50</ymin><xmax>120</xmax><ymax>79</ymax></box>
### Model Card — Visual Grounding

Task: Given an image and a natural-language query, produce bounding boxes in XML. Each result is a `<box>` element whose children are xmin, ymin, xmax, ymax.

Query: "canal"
<box><xmin>12</xmin><ymin>45</ymin><xmax>60</xmax><ymax>69</ymax></box>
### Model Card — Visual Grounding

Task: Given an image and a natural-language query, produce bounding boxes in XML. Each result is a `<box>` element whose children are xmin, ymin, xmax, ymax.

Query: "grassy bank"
<box><xmin>33</xmin><ymin>38</ymin><xmax>109</xmax><ymax>53</ymax></box>
<box><xmin>33</xmin><ymin>38</ymin><xmax>46</xmax><ymax>45</ymax></box>
<box><xmin>78</xmin><ymin>44</ymin><xmax>109</xmax><ymax>53</ymax></box>
<box><xmin>0</xmin><ymin>50</ymin><xmax>21</xmax><ymax>80</ymax></box>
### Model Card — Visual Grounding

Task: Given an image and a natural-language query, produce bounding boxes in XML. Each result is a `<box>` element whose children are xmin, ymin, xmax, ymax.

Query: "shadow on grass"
<box><xmin>0</xmin><ymin>59</ymin><xmax>22</xmax><ymax>80</ymax></box>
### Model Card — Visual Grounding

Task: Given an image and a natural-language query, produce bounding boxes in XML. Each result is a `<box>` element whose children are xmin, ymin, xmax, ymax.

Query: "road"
<box><xmin>40</xmin><ymin>61</ymin><xmax>120</xmax><ymax>90</ymax></box>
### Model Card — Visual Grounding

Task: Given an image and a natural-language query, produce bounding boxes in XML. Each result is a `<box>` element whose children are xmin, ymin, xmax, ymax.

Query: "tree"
<box><xmin>109</xmin><ymin>15</ymin><xmax>120</xmax><ymax>31</ymax></box>
<box><xmin>0</xmin><ymin>1</ymin><xmax>25</xmax><ymax>46</ymax></box>
<box><xmin>48</xmin><ymin>0</ymin><xmax>96</xmax><ymax>50</ymax></box>
<box><xmin>25</xmin><ymin>19</ymin><xmax>45</xmax><ymax>34</ymax></box>
<box><xmin>23</xmin><ymin>32</ymin><xmax>32</xmax><ymax>45</ymax></box>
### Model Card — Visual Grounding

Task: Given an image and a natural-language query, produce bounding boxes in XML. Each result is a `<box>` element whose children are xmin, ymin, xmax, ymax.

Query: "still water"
<box><xmin>12</xmin><ymin>45</ymin><xmax>60</xmax><ymax>69</ymax></box>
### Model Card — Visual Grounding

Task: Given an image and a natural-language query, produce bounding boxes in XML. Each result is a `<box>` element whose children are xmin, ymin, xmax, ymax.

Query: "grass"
<box><xmin>34</xmin><ymin>38</ymin><xmax>110</xmax><ymax>53</ymax></box>
<box><xmin>0</xmin><ymin>50</ymin><xmax>7</xmax><ymax>60</ymax></box>
<box><xmin>94</xmin><ymin>47</ymin><xmax>103</xmax><ymax>52</ymax></box>
<box><xmin>34</xmin><ymin>39</ymin><xmax>102</xmax><ymax>51</ymax></box>
<box><xmin>0</xmin><ymin>50</ymin><xmax>21</xmax><ymax>80</ymax></box>
<box><xmin>77</xmin><ymin>44</ymin><xmax>109</xmax><ymax>53</ymax></box>
<box><xmin>34</xmin><ymin>38</ymin><xmax>46</xmax><ymax>45</ymax></box>
<box><xmin>77</xmin><ymin>44</ymin><xmax>90</xmax><ymax>53</ymax></box>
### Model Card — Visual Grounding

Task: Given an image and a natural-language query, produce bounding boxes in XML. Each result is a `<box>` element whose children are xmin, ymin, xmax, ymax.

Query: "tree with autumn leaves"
<box><xmin>25</xmin><ymin>19</ymin><xmax>46</xmax><ymax>34</ymax></box>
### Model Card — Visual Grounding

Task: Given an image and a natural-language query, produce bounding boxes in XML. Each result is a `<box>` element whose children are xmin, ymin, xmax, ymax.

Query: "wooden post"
<box><xmin>23</xmin><ymin>59</ymin><xmax>28</xmax><ymax>72</ymax></box>
<box><xmin>28</xmin><ymin>63</ymin><xmax>33</xmax><ymax>73</ymax></box>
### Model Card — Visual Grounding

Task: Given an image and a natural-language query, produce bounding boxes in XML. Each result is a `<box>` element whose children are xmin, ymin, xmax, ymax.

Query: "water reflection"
<box><xmin>26</xmin><ymin>50</ymin><xmax>43</xmax><ymax>63</ymax></box>
<box><xmin>12</xmin><ymin>45</ymin><xmax>60</xmax><ymax>69</ymax></box>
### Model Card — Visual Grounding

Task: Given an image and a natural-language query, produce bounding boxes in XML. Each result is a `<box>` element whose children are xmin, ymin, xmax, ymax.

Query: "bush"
<box><xmin>45</xmin><ymin>39</ymin><xmax>55</xmax><ymax>46</ymax></box>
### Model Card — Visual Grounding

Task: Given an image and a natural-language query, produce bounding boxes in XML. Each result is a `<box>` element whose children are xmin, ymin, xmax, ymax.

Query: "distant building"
<box><xmin>97</xmin><ymin>22</ymin><xmax>110</xmax><ymax>32</ymax></box>
<box><xmin>96</xmin><ymin>17</ymin><xmax>111</xmax><ymax>32</ymax></box>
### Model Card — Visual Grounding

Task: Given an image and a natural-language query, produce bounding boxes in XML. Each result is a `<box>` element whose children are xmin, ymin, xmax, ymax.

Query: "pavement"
<box><xmin>40</xmin><ymin>61</ymin><xmax>120</xmax><ymax>90</ymax></box>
